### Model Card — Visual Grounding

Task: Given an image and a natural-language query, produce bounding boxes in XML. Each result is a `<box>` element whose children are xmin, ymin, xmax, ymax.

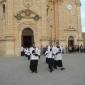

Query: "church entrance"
<box><xmin>22</xmin><ymin>28</ymin><xmax>34</xmax><ymax>48</ymax></box>
<box><xmin>68</xmin><ymin>36</ymin><xmax>74</xmax><ymax>47</ymax></box>
<box><xmin>68</xmin><ymin>36</ymin><xmax>74</xmax><ymax>52</ymax></box>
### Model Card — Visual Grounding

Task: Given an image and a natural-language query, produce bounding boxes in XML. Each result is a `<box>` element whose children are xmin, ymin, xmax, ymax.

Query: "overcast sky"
<box><xmin>80</xmin><ymin>0</ymin><xmax>85</xmax><ymax>32</ymax></box>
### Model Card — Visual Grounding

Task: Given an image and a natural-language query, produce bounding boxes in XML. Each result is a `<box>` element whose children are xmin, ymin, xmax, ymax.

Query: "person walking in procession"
<box><xmin>29</xmin><ymin>43</ymin><xmax>40</xmax><ymax>73</ymax></box>
<box><xmin>54</xmin><ymin>42</ymin><xmax>65</xmax><ymax>70</ymax></box>
<box><xmin>45</xmin><ymin>44</ymin><xmax>54</xmax><ymax>72</ymax></box>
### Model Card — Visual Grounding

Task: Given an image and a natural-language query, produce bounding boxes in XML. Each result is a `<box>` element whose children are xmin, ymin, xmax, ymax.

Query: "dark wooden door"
<box><xmin>23</xmin><ymin>36</ymin><xmax>32</xmax><ymax>47</ymax></box>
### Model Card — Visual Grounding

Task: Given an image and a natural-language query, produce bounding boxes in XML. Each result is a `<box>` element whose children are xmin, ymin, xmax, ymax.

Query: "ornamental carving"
<box><xmin>15</xmin><ymin>8</ymin><xmax>41</xmax><ymax>21</ymax></box>
<box><xmin>0</xmin><ymin>0</ymin><xmax>6</xmax><ymax>4</ymax></box>
<box><xmin>23</xmin><ymin>0</ymin><xmax>32</xmax><ymax>8</ymax></box>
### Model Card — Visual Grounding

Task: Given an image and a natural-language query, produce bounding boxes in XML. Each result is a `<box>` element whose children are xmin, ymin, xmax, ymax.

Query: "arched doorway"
<box><xmin>21</xmin><ymin>28</ymin><xmax>34</xmax><ymax>48</ymax></box>
<box><xmin>68</xmin><ymin>36</ymin><xmax>74</xmax><ymax>47</ymax></box>
<box><xmin>68</xmin><ymin>36</ymin><xmax>74</xmax><ymax>52</ymax></box>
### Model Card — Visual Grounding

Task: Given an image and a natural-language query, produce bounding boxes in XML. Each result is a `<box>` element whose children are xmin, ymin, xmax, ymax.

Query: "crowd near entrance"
<box><xmin>21</xmin><ymin>28</ymin><xmax>34</xmax><ymax>48</ymax></box>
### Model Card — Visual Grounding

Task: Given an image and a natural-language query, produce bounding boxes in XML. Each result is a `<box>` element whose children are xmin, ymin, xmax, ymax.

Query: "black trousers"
<box><xmin>54</xmin><ymin>60</ymin><xmax>57</xmax><ymax>69</ymax></box>
<box><xmin>48</xmin><ymin>58</ymin><xmax>54</xmax><ymax>72</ymax></box>
<box><xmin>54</xmin><ymin>60</ymin><xmax>63</xmax><ymax>68</ymax></box>
<box><xmin>84</xmin><ymin>49</ymin><xmax>85</xmax><ymax>53</ymax></box>
<box><xmin>30</xmin><ymin>60</ymin><xmax>38</xmax><ymax>72</ymax></box>
<box><xmin>57</xmin><ymin>60</ymin><xmax>63</xmax><ymax>67</ymax></box>
<box><xmin>21</xmin><ymin>51</ymin><xmax>25</xmax><ymax>56</ymax></box>
<box><xmin>46</xmin><ymin>58</ymin><xmax>49</xmax><ymax>64</ymax></box>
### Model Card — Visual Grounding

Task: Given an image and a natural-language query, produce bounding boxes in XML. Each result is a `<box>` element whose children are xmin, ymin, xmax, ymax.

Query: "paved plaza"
<box><xmin>0</xmin><ymin>53</ymin><xmax>85</xmax><ymax>85</ymax></box>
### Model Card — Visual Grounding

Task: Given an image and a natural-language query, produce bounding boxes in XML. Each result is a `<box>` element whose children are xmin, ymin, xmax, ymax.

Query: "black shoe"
<box><xmin>49</xmin><ymin>69</ymin><xmax>53</xmax><ymax>72</ymax></box>
<box><xmin>34</xmin><ymin>71</ymin><xmax>38</xmax><ymax>73</ymax></box>
<box><xmin>31</xmin><ymin>71</ymin><xmax>34</xmax><ymax>73</ymax></box>
<box><xmin>54</xmin><ymin>67</ymin><xmax>57</xmax><ymax>69</ymax></box>
<box><xmin>61</xmin><ymin>67</ymin><xmax>65</xmax><ymax>71</ymax></box>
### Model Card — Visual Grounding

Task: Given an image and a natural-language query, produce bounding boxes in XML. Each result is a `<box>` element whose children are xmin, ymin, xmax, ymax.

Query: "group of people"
<box><xmin>21</xmin><ymin>43</ymin><xmax>40</xmax><ymax>73</ymax></box>
<box><xmin>45</xmin><ymin>43</ymin><xmax>65</xmax><ymax>72</ymax></box>
<box><xmin>21</xmin><ymin>42</ymin><xmax>65</xmax><ymax>73</ymax></box>
<box><xmin>66</xmin><ymin>44</ymin><xmax>85</xmax><ymax>53</ymax></box>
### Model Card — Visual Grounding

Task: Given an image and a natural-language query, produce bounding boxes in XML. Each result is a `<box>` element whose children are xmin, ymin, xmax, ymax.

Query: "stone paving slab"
<box><xmin>0</xmin><ymin>53</ymin><xmax>85</xmax><ymax>85</ymax></box>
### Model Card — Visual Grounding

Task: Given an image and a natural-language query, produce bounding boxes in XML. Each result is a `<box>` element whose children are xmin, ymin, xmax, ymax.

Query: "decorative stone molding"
<box><xmin>64</xmin><ymin>26</ymin><xmax>76</xmax><ymax>31</ymax></box>
<box><xmin>23</xmin><ymin>0</ymin><xmax>32</xmax><ymax>7</ymax></box>
<box><xmin>0</xmin><ymin>36</ymin><xmax>15</xmax><ymax>41</ymax></box>
<box><xmin>75</xmin><ymin>1</ymin><xmax>81</xmax><ymax>7</ymax></box>
<box><xmin>48</xmin><ymin>0</ymin><xmax>61</xmax><ymax>3</ymax></box>
<box><xmin>15</xmin><ymin>8</ymin><xmax>41</xmax><ymax>21</ymax></box>
<box><xmin>0</xmin><ymin>0</ymin><xmax>6</xmax><ymax>4</ymax></box>
<box><xmin>40</xmin><ymin>36</ymin><xmax>50</xmax><ymax>41</ymax></box>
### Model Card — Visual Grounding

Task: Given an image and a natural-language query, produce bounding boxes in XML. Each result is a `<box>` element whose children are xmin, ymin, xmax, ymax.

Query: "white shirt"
<box><xmin>54</xmin><ymin>47</ymin><xmax>62</xmax><ymax>60</ymax></box>
<box><xmin>60</xmin><ymin>46</ymin><xmax>64</xmax><ymax>53</ymax></box>
<box><xmin>52</xmin><ymin>46</ymin><xmax>58</xmax><ymax>58</ymax></box>
<box><xmin>52</xmin><ymin>46</ymin><xmax>57</xmax><ymax>54</ymax></box>
<box><xmin>24</xmin><ymin>48</ymin><xmax>29</xmax><ymax>55</ymax></box>
<box><xmin>30</xmin><ymin>47</ymin><xmax>39</xmax><ymax>60</ymax></box>
<box><xmin>45</xmin><ymin>46</ymin><xmax>53</xmax><ymax>58</ymax></box>
<box><xmin>35</xmin><ymin>47</ymin><xmax>41</xmax><ymax>56</ymax></box>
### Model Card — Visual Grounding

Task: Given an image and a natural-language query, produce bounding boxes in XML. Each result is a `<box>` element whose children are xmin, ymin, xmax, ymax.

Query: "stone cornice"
<box><xmin>0</xmin><ymin>36</ymin><xmax>15</xmax><ymax>41</ymax></box>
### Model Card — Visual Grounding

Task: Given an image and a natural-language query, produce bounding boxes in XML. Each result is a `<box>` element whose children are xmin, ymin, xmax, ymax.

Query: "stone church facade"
<box><xmin>0</xmin><ymin>0</ymin><xmax>83</xmax><ymax>56</ymax></box>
